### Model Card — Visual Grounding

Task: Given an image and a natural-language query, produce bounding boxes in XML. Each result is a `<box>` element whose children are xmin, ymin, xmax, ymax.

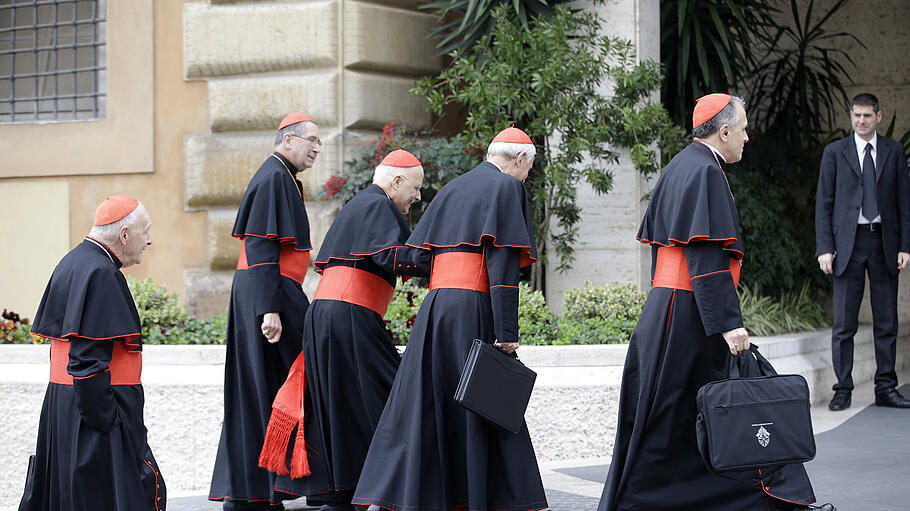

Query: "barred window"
<box><xmin>0</xmin><ymin>0</ymin><xmax>106</xmax><ymax>123</ymax></box>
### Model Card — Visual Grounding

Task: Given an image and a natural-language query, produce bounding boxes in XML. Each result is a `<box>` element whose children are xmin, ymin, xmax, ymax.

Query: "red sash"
<box><xmin>313</xmin><ymin>266</ymin><xmax>396</xmax><ymax>316</ymax></box>
<box><xmin>429</xmin><ymin>252</ymin><xmax>490</xmax><ymax>293</ymax></box>
<box><xmin>50</xmin><ymin>339</ymin><xmax>142</xmax><ymax>385</ymax></box>
<box><xmin>652</xmin><ymin>246</ymin><xmax>741</xmax><ymax>291</ymax></box>
<box><xmin>236</xmin><ymin>238</ymin><xmax>310</xmax><ymax>285</ymax></box>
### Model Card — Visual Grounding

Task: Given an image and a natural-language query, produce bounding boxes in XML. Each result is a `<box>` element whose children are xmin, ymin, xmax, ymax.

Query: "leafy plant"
<box><xmin>384</xmin><ymin>278</ymin><xmax>431</xmax><ymax>345</ymax></box>
<box><xmin>739</xmin><ymin>282</ymin><xmax>830</xmax><ymax>336</ymax></box>
<box><xmin>0</xmin><ymin>309</ymin><xmax>38</xmax><ymax>344</ymax></box>
<box><xmin>321</xmin><ymin>123</ymin><xmax>481</xmax><ymax>227</ymax></box>
<box><xmin>563</xmin><ymin>281</ymin><xmax>646</xmax><ymax>324</ymax></box>
<box><xmin>419</xmin><ymin>0</ymin><xmax>568</xmax><ymax>57</ymax></box>
<box><xmin>660</xmin><ymin>0</ymin><xmax>778</xmax><ymax>127</ymax></box>
<box><xmin>127</xmin><ymin>277</ymin><xmax>227</xmax><ymax>345</ymax></box>
<box><xmin>518</xmin><ymin>282</ymin><xmax>558</xmax><ymax>345</ymax></box>
<box><xmin>552</xmin><ymin>316</ymin><xmax>635</xmax><ymax>345</ymax></box>
<box><xmin>413</xmin><ymin>5</ymin><xmax>686</xmax><ymax>284</ymax></box>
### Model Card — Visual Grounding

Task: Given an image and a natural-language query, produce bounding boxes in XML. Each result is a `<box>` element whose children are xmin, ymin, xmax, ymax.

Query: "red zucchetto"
<box><xmin>93</xmin><ymin>195</ymin><xmax>139</xmax><ymax>226</ymax></box>
<box><xmin>692</xmin><ymin>93</ymin><xmax>732</xmax><ymax>129</ymax></box>
<box><xmin>379</xmin><ymin>149</ymin><xmax>422</xmax><ymax>168</ymax></box>
<box><xmin>278</xmin><ymin>113</ymin><xmax>314</xmax><ymax>131</ymax></box>
<box><xmin>491</xmin><ymin>126</ymin><xmax>533</xmax><ymax>144</ymax></box>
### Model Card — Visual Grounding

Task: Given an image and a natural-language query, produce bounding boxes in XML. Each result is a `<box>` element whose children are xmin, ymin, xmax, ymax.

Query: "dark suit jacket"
<box><xmin>815</xmin><ymin>134</ymin><xmax>910</xmax><ymax>276</ymax></box>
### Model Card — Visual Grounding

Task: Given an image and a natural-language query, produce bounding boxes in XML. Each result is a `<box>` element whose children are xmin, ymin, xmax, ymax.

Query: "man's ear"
<box><xmin>720</xmin><ymin>126</ymin><xmax>730</xmax><ymax>141</ymax></box>
<box><xmin>119</xmin><ymin>225</ymin><xmax>130</xmax><ymax>245</ymax></box>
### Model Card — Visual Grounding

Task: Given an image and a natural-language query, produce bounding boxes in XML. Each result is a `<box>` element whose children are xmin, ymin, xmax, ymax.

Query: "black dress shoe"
<box><xmin>828</xmin><ymin>390</ymin><xmax>851</xmax><ymax>411</ymax></box>
<box><xmin>875</xmin><ymin>388</ymin><xmax>910</xmax><ymax>408</ymax></box>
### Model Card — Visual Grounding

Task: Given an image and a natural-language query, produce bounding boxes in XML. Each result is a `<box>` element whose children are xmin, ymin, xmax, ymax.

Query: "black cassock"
<box><xmin>273</xmin><ymin>184</ymin><xmax>430</xmax><ymax>504</ymax></box>
<box><xmin>599</xmin><ymin>142</ymin><xmax>817</xmax><ymax>511</ymax></box>
<box><xmin>210</xmin><ymin>152</ymin><xmax>312</xmax><ymax>505</ymax></box>
<box><xmin>21</xmin><ymin>238</ymin><xmax>165</xmax><ymax>511</ymax></box>
<box><xmin>352</xmin><ymin>162</ymin><xmax>548</xmax><ymax>511</ymax></box>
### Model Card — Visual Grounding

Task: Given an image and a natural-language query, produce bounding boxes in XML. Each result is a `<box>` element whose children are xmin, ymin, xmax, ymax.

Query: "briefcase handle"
<box><xmin>727</xmin><ymin>344</ymin><xmax>778</xmax><ymax>379</ymax></box>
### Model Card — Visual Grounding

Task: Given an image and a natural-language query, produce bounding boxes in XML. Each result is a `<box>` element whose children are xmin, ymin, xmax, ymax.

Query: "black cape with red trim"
<box><xmin>275</xmin><ymin>185</ymin><xmax>429</xmax><ymax>505</ymax></box>
<box><xmin>638</xmin><ymin>142</ymin><xmax>744</xmax><ymax>259</ymax></box>
<box><xmin>232</xmin><ymin>152</ymin><xmax>312</xmax><ymax>251</ymax></box>
<box><xmin>21</xmin><ymin>239</ymin><xmax>166</xmax><ymax>511</ymax></box>
<box><xmin>407</xmin><ymin>162</ymin><xmax>537</xmax><ymax>267</ymax></box>
<box><xmin>210</xmin><ymin>152</ymin><xmax>311</xmax><ymax>505</ymax></box>
<box><xmin>599</xmin><ymin>142</ymin><xmax>816</xmax><ymax>511</ymax></box>
<box><xmin>352</xmin><ymin>163</ymin><xmax>547</xmax><ymax>511</ymax></box>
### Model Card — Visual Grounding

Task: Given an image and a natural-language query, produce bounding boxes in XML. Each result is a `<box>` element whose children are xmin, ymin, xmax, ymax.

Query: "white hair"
<box><xmin>88</xmin><ymin>202</ymin><xmax>146</xmax><ymax>242</ymax></box>
<box><xmin>485</xmin><ymin>141</ymin><xmax>536</xmax><ymax>161</ymax></box>
<box><xmin>372</xmin><ymin>164</ymin><xmax>420</xmax><ymax>185</ymax></box>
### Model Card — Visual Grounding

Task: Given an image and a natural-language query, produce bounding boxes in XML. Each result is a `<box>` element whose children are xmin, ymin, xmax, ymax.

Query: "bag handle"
<box><xmin>727</xmin><ymin>343</ymin><xmax>778</xmax><ymax>379</ymax></box>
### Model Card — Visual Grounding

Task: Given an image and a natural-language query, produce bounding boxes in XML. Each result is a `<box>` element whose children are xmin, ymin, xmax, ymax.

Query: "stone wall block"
<box><xmin>343</xmin><ymin>2</ymin><xmax>440</xmax><ymax>75</ymax></box>
<box><xmin>184</xmin><ymin>269</ymin><xmax>234</xmax><ymax>319</ymax></box>
<box><xmin>184</xmin><ymin>1</ymin><xmax>338</xmax><ymax>79</ymax></box>
<box><xmin>207</xmin><ymin>73</ymin><xmax>339</xmax><ymax>133</ymax></box>
<box><xmin>207</xmin><ymin>208</ymin><xmax>242</xmax><ymax>272</ymax></box>
<box><xmin>343</xmin><ymin>71</ymin><xmax>431</xmax><ymax>130</ymax></box>
<box><xmin>185</xmin><ymin>132</ymin><xmax>341</xmax><ymax>209</ymax></box>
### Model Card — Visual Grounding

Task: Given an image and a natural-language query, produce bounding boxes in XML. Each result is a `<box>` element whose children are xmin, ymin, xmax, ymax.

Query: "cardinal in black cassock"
<box><xmin>20</xmin><ymin>195</ymin><xmax>165</xmax><ymax>511</ymax></box>
<box><xmin>209</xmin><ymin>113</ymin><xmax>320</xmax><ymax>510</ymax></box>
<box><xmin>258</xmin><ymin>150</ymin><xmax>431</xmax><ymax>511</ymax></box>
<box><xmin>351</xmin><ymin>128</ymin><xmax>548</xmax><ymax>511</ymax></box>
<box><xmin>599</xmin><ymin>94</ymin><xmax>830</xmax><ymax>511</ymax></box>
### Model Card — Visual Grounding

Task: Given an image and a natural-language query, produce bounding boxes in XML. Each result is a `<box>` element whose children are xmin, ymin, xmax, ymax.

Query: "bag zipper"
<box><xmin>713</xmin><ymin>398</ymin><xmax>805</xmax><ymax>413</ymax></box>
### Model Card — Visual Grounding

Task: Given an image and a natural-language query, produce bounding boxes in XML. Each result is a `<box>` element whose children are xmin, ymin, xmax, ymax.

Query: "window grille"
<box><xmin>0</xmin><ymin>0</ymin><xmax>106</xmax><ymax>123</ymax></box>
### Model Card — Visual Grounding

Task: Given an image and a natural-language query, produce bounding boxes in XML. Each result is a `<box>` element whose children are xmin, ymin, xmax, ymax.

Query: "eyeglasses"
<box><xmin>290</xmin><ymin>134</ymin><xmax>322</xmax><ymax>147</ymax></box>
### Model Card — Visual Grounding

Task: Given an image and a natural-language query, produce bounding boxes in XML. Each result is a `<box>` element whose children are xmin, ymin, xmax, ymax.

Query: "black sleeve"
<box><xmin>815</xmin><ymin>145</ymin><xmax>836</xmax><ymax>256</ymax></box>
<box><xmin>371</xmin><ymin>246</ymin><xmax>431</xmax><ymax>278</ymax></box>
<box><xmin>68</xmin><ymin>338</ymin><xmax>118</xmax><ymax>432</ymax></box>
<box><xmin>484</xmin><ymin>239</ymin><xmax>521</xmax><ymax>343</ymax></box>
<box><xmin>244</xmin><ymin>236</ymin><xmax>285</xmax><ymax>316</ymax></box>
<box><xmin>684</xmin><ymin>241</ymin><xmax>743</xmax><ymax>336</ymax></box>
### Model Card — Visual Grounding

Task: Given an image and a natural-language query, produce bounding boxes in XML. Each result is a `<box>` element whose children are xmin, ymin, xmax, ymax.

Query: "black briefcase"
<box><xmin>696</xmin><ymin>346</ymin><xmax>816</xmax><ymax>472</ymax></box>
<box><xmin>454</xmin><ymin>339</ymin><xmax>537</xmax><ymax>434</ymax></box>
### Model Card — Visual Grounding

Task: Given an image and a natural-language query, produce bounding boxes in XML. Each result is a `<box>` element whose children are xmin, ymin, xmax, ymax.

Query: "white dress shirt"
<box><xmin>855</xmin><ymin>131</ymin><xmax>880</xmax><ymax>224</ymax></box>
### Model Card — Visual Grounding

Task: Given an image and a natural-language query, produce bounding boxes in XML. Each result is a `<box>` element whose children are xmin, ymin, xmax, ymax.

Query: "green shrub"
<box><xmin>127</xmin><ymin>277</ymin><xmax>227</xmax><ymax>345</ymax></box>
<box><xmin>519</xmin><ymin>282</ymin><xmax>558</xmax><ymax>345</ymax></box>
<box><xmin>384</xmin><ymin>278</ymin><xmax>430</xmax><ymax>345</ymax></box>
<box><xmin>553</xmin><ymin>316</ymin><xmax>635</xmax><ymax>345</ymax></box>
<box><xmin>740</xmin><ymin>282</ymin><xmax>831</xmax><ymax>337</ymax></box>
<box><xmin>564</xmin><ymin>281</ymin><xmax>646</xmax><ymax>323</ymax></box>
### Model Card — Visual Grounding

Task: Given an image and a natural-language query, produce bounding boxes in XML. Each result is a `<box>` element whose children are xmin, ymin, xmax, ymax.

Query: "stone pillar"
<box><xmin>546</xmin><ymin>0</ymin><xmax>659</xmax><ymax>312</ymax></box>
<box><xmin>181</xmin><ymin>0</ymin><xmax>440</xmax><ymax>317</ymax></box>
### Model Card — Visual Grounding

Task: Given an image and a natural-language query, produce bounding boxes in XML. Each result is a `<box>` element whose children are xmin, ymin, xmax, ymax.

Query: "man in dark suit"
<box><xmin>816</xmin><ymin>93</ymin><xmax>910</xmax><ymax>411</ymax></box>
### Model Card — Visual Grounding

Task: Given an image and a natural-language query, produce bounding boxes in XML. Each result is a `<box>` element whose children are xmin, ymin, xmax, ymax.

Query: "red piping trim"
<box><xmin>491</xmin><ymin>284</ymin><xmax>518</xmax><ymax>288</ymax></box>
<box><xmin>246</xmin><ymin>261</ymin><xmax>279</xmax><ymax>268</ymax></box>
<box><xmin>232</xmin><ymin>232</ymin><xmax>312</xmax><ymax>251</ymax></box>
<box><xmin>404</xmin><ymin>233</ymin><xmax>538</xmax><ymax>267</ymax></box>
<box><xmin>35</xmin><ymin>332</ymin><xmax>142</xmax><ymax>343</ymax></box>
<box><xmin>665</xmin><ymin>290</ymin><xmax>676</xmax><ymax>335</ymax></box>
<box><xmin>638</xmin><ymin>235</ymin><xmax>744</xmax><ymax>258</ymax></box>
<box><xmin>691</xmin><ymin>269</ymin><xmax>732</xmax><ymax>280</ymax></box>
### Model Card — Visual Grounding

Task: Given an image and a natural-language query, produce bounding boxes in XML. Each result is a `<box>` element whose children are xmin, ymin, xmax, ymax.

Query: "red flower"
<box><xmin>323</xmin><ymin>175</ymin><xmax>348</xmax><ymax>198</ymax></box>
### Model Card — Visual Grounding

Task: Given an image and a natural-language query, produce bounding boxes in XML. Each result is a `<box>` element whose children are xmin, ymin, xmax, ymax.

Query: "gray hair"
<box><xmin>485</xmin><ymin>141</ymin><xmax>537</xmax><ymax>161</ymax></box>
<box><xmin>693</xmin><ymin>96</ymin><xmax>746</xmax><ymax>138</ymax></box>
<box><xmin>372</xmin><ymin>164</ymin><xmax>419</xmax><ymax>186</ymax></box>
<box><xmin>274</xmin><ymin>120</ymin><xmax>317</xmax><ymax>145</ymax></box>
<box><xmin>88</xmin><ymin>202</ymin><xmax>146</xmax><ymax>242</ymax></box>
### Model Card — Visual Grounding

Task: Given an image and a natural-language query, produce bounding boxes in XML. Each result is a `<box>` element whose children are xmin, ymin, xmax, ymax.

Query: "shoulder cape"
<box><xmin>406</xmin><ymin>162</ymin><xmax>538</xmax><ymax>267</ymax></box>
<box><xmin>638</xmin><ymin>142</ymin><xmax>743</xmax><ymax>258</ymax></box>
<box><xmin>232</xmin><ymin>152</ymin><xmax>312</xmax><ymax>250</ymax></box>
<box><xmin>314</xmin><ymin>185</ymin><xmax>411</xmax><ymax>271</ymax></box>
<box><xmin>31</xmin><ymin>240</ymin><xmax>142</xmax><ymax>349</ymax></box>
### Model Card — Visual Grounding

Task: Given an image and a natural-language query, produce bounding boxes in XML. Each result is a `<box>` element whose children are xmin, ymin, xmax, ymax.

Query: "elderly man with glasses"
<box><xmin>210</xmin><ymin>113</ymin><xmax>321</xmax><ymax>511</ymax></box>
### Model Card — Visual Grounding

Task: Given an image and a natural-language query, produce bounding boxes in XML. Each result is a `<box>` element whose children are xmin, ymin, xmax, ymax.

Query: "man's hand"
<box><xmin>898</xmin><ymin>252</ymin><xmax>910</xmax><ymax>270</ymax></box>
<box><xmin>817</xmin><ymin>253</ymin><xmax>834</xmax><ymax>274</ymax></box>
<box><xmin>261</xmin><ymin>312</ymin><xmax>282</xmax><ymax>344</ymax></box>
<box><xmin>722</xmin><ymin>327</ymin><xmax>750</xmax><ymax>355</ymax></box>
<box><xmin>494</xmin><ymin>341</ymin><xmax>519</xmax><ymax>354</ymax></box>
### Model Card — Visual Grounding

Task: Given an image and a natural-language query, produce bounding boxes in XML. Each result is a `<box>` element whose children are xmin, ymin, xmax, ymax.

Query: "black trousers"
<box><xmin>831</xmin><ymin>225</ymin><xmax>899</xmax><ymax>392</ymax></box>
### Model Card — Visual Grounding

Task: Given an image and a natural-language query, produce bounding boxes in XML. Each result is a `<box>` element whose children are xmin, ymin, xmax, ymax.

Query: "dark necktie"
<box><xmin>862</xmin><ymin>142</ymin><xmax>878</xmax><ymax>220</ymax></box>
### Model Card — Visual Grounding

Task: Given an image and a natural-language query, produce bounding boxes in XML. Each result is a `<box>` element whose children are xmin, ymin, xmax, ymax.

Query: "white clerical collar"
<box><xmin>854</xmin><ymin>131</ymin><xmax>877</xmax><ymax>153</ymax></box>
<box><xmin>486</xmin><ymin>160</ymin><xmax>504</xmax><ymax>173</ymax></box>
<box><xmin>695</xmin><ymin>140</ymin><xmax>727</xmax><ymax>164</ymax></box>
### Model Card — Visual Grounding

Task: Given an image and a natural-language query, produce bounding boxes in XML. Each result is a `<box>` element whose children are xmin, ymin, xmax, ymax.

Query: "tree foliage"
<box><xmin>413</xmin><ymin>5</ymin><xmax>686</xmax><ymax>283</ymax></box>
